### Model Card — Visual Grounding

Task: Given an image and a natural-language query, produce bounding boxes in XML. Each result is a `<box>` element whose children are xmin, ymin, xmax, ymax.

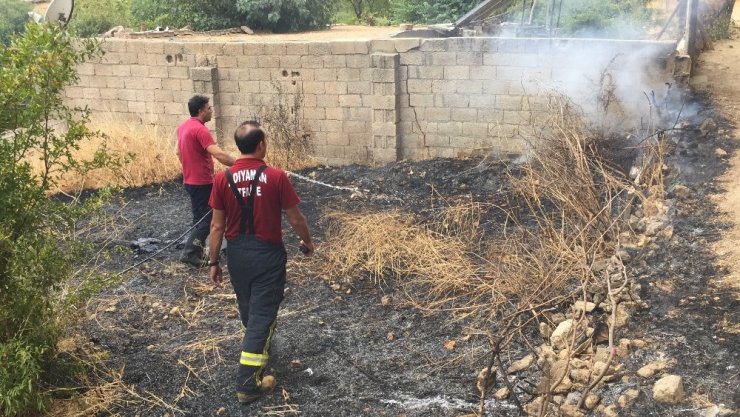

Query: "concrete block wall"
<box><xmin>66</xmin><ymin>37</ymin><xmax>678</xmax><ymax>165</ymax></box>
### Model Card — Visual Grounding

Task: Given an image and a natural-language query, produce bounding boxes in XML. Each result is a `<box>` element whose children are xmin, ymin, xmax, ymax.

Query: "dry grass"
<box><xmin>29</xmin><ymin>115</ymin><xmax>181</xmax><ymax>194</ymax></box>
<box><xmin>320</xmin><ymin>211</ymin><xmax>481</xmax><ymax>290</ymax></box>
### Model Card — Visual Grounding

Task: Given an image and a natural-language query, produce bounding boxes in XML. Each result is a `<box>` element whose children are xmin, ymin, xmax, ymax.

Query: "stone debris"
<box><xmin>715</xmin><ymin>148</ymin><xmax>728</xmax><ymax>158</ymax></box>
<box><xmin>637</xmin><ymin>360</ymin><xmax>668</xmax><ymax>378</ymax></box>
<box><xmin>550</xmin><ymin>319</ymin><xmax>574</xmax><ymax>348</ymax></box>
<box><xmin>493</xmin><ymin>386</ymin><xmax>509</xmax><ymax>400</ymax></box>
<box><xmin>507</xmin><ymin>354</ymin><xmax>534</xmax><ymax>374</ymax></box>
<box><xmin>699</xmin><ymin>118</ymin><xmax>717</xmax><ymax>136</ymax></box>
<box><xmin>653</xmin><ymin>374</ymin><xmax>685</xmax><ymax>404</ymax></box>
<box><xmin>573</xmin><ymin>301</ymin><xmax>597</xmax><ymax>312</ymax></box>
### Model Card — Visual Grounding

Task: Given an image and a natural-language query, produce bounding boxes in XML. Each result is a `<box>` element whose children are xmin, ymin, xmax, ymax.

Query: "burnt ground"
<box><xmin>67</xmin><ymin>96</ymin><xmax>738</xmax><ymax>417</ymax></box>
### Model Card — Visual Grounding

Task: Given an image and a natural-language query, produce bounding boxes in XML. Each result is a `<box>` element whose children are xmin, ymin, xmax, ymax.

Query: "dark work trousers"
<box><xmin>184</xmin><ymin>183</ymin><xmax>213</xmax><ymax>233</ymax></box>
<box><xmin>226</xmin><ymin>235</ymin><xmax>287</xmax><ymax>394</ymax></box>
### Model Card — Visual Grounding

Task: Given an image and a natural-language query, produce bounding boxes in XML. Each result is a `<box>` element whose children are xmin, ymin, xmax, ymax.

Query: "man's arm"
<box><xmin>208</xmin><ymin>209</ymin><xmax>226</xmax><ymax>285</ymax></box>
<box><xmin>284</xmin><ymin>205</ymin><xmax>314</xmax><ymax>256</ymax></box>
<box><xmin>206</xmin><ymin>144</ymin><xmax>235</xmax><ymax>166</ymax></box>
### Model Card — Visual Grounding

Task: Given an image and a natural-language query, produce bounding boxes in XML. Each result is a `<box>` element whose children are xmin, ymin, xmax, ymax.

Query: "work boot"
<box><xmin>236</xmin><ymin>376</ymin><xmax>275</xmax><ymax>404</ymax></box>
<box><xmin>179</xmin><ymin>228</ymin><xmax>208</xmax><ymax>267</ymax></box>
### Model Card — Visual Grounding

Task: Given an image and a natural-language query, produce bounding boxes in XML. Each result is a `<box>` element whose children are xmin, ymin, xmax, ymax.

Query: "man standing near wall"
<box><xmin>177</xmin><ymin>94</ymin><xmax>235</xmax><ymax>267</ymax></box>
<box><xmin>207</xmin><ymin>121</ymin><xmax>314</xmax><ymax>403</ymax></box>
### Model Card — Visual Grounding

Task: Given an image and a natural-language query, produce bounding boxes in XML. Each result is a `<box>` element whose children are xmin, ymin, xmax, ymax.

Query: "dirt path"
<box><xmin>694</xmin><ymin>6</ymin><xmax>740</xmax><ymax>318</ymax></box>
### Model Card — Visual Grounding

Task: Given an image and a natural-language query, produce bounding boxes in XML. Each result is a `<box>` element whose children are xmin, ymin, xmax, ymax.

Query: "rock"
<box><xmin>584</xmin><ymin>393</ymin><xmax>600</xmax><ymax>409</ymax></box>
<box><xmin>508</xmin><ymin>354</ymin><xmax>535</xmax><ymax>373</ymax></box>
<box><xmin>539</xmin><ymin>322</ymin><xmax>553</xmax><ymax>338</ymax></box>
<box><xmin>714</xmin><ymin>148</ymin><xmax>728</xmax><ymax>158</ymax></box>
<box><xmin>169</xmin><ymin>306</ymin><xmax>180</xmax><ymax>315</ymax></box>
<box><xmin>550</xmin><ymin>319</ymin><xmax>574</xmax><ymax>348</ymax></box>
<box><xmin>524</xmin><ymin>396</ymin><xmax>545</xmax><ymax>416</ymax></box>
<box><xmin>608</xmin><ymin>304</ymin><xmax>630</xmax><ymax>329</ymax></box>
<box><xmin>602</xmin><ymin>404</ymin><xmax>619</xmax><ymax>417</ymax></box>
<box><xmin>637</xmin><ymin>361</ymin><xmax>667</xmax><ymax>378</ymax></box>
<box><xmin>290</xmin><ymin>359</ymin><xmax>302</xmax><ymax>369</ymax></box>
<box><xmin>217</xmin><ymin>407</ymin><xmax>226</xmax><ymax>415</ymax></box>
<box><xmin>240</xmin><ymin>25</ymin><xmax>254</xmax><ymax>34</ymax></box>
<box><xmin>571</xmin><ymin>368</ymin><xmax>591</xmax><ymax>384</ymax></box>
<box><xmin>380</xmin><ymin>295</ymin><xmax>391</xmax><ymax>305</ymax></box>
<box><xmin>672</xmin><ymin>184</ymin><xmax>690</xmax><ymax>199</ymax></box>
<box><xmin>560</xmin><ymin>404</ymin><xmax>585</xmax><ymax>417</ymax></box>
<box><xmin>618</xmin><ymin>389</ymin><xmax>641</xmax><ymax>408</ymax></box>
<box><xmin>653</xmin><ymin>374</ymin><xmax>685</xmax><ymax>404</ymax></box>
<box><xmin>553</xmin><ymin>376</ymin><xmax>573</xmax><ymax>394</ymax></box>
<box><xmin>631</xmin><ymin>339</ymin><xmax>648</xmax><ymax>348</ymax></box>
<box><xmin>617</xmin><ymin>338</ymin><xmax>632</xmax><ymax>357</ymax></box>
<box><xmin>493</xmin><ymin>387</ymin><xmax>510</xmax><ymax>400</ymax></box>
<box><xmin>658</xmin><ymin>225</ymin><xmax>674</xmax><ymax>240</ymax></box>
<box><xmin>551</xmin><ymin>312</ymin><xmax>567</xmax><ymax>324</ymax></box>
<box><xmin>571</xmin><ymin>358</ymin><xmax>589</xmax><ymax>369</ymax></box>
<box><xmin>573</xmin><ymin>301</ymin><xmax>597</xmax><ymax>313</ymax></box>
<box><xmin>386</xmin><ymin>332</ymin><xmax>395</xmax><ymax>341</ymax></box>
<box><xmin>644</xmin><ymin>219</ymin><xmax>668</xmax><ymax>236</ymax></box>
<box><xmin>699</xmin><ymin>118</ymin><xmax>717</xmax><ymax>136</ymax></box>
<box><xmin>261</xmin><ymin>375</ymin><xmax>276</xmax><ymax>389</ymax></box>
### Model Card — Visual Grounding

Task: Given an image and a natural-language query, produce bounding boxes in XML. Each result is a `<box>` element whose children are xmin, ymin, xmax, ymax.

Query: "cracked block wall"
<box><xmin>65</xmin><ymin>37</ymin><xmax>677</xmax><ymax>165</ymax></box>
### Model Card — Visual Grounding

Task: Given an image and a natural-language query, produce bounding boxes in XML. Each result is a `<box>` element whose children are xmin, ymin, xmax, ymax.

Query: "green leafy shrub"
<box><xmin>559</xmin><ymin>0</ymin><xmax>654</xmax><ymax>38</ymax></box>
<box><xmin>0</xmin><ymin>24</ymin><xmax>114</xmax><ymax>416</ymax></box>
<box><xmin>236</xmin><ymin>0</ymin><xmax>337</xmax><ymax>32</ymax></box>
<box><xmin>391</xmin><ymin>0</ymin><xmax>478</xmax><ymax>24</ymax></box>
<box><xmin>69</xmin><ymin>0</ymin><xmax>132</xmax><ymax>37</ymax></box>
<box><xmin>0</xmin><ymin>0</ymin><xmax>31</xmax><ymax>45</ymax></box>
<box><xmin>130</xmin><ymin>0</ymin><xmax>246</xmax><ymax>31</ymax></box>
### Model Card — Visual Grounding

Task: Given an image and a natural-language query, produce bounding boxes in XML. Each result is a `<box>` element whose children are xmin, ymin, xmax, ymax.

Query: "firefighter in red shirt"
<box><xmin>207</xmin><ymin>121</ymin><xmax>314</xmax><ymax>404</ymax></box>
<box><xmin>176</xmin><ymin>95</ymin><xmax>235</xmax><ymax>267</ymax></box>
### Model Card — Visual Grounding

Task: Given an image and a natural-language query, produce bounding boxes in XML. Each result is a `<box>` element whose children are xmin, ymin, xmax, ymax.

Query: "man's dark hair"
<box><xmin>188</xmin><ymin>95</ymin><xmax>210</xmax><ymax>117</ymax></box>
<box><xmin>234</xmin><ymin>125</ymin><xmax>265</xmax><ymax>154</ymax></box>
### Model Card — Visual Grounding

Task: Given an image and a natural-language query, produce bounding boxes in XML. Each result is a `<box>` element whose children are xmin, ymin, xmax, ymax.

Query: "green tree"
<box><xmin>236</xmin><ymin>0</ymin><xmax>337</xmax><ymax>32</ymax></box>
<box><xmin>0</xmin><ymin>24</ymin><xmax>112</xmax><ymax>416</ymax></box>
<box><xmin>0</xmin><ymin>0</ymin><xmax>31</xmax><ymax>45</ymax></box>
<box><xmin>130</xmin><ymin>0</ymin><xmax>246</xmax><ymax>31</ymax></box>
<box><xmin>70</xmin><ymin>0</ymin><xmax>133</xmax><ymax>37</ymax></box>
<box><xmin>560</xmin><ymin>0</ymin><xmax>654</xmax><ymax>38</ymax></box>
<box><xmin>391</xmin><ymin>0</ymin><xmax>478</xmax><ymax>24</ymax></box>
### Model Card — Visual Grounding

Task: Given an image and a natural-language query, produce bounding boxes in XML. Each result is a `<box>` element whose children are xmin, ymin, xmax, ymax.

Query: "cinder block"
<box><xmin>456</xmin><ymin>52</ymin><xmax>483</xmax><ymax>65</ymax></box>
<box><xmin>370</xmin><ymin>40</ymin><xmax>396</xmax><ymax>53</ymax></box>
<box><xmin>219</xmin><ymin>80</ymin><xmax>239</xmax><ymax>93</ymax></box>
<box><xmin>109</xmin><ymin>66</ymin><xmax>130</xmax><ymax>77</ymax></box>
<box><xmin>426</xmin><ymin>134</ymin><xmax>451</xmax><ymax>147</ymax></box>
<box><xmin>315</xmin><ymin>68</ymin><xmax>337</xmax><ymax>82</ymax></box>
<box><xmin>345</xmin><ymin>55</ymin><xmax>369</xmax><ymax>68</ymax></box>
<box><xmin>128</xmin><ymin>101</ymin><xmax>147</xmax><ymax>113</ymax></box>
<box><xmin>456</xmin><ymin>80</ymin><xmax>483</xmax><ymax>94</ymax></box>
<box><xmin>431</xmin><ymin>80</ymin><xmax>456</xmax><ymax>93</ymax></box>
<box><xmin>217</xmin><ymin>55</ymin><xmax>239</xmax><ymax>68</ymax></box>
<box><xmin>65</xmin><ymin>87</ymin><xmax>84</xmax><ymax>99</ymax></box>
<box><xmin>452</xmin><ymin>108</ymin><xmax>478</xmax><ymax>122</ymax></box>
<box><xmin>286</xmin><ymin>43</ymin><xmax>308</xmax><ymax>55</ymax></box>
<box><xmin>190</xmin><ymin>67</ymin><xmax>216</xmax><ymax>81</ymax></box>
<box><xmin>425</xmin><ymin>107</ymin><xmax>450</xmax><ymax>122</ymax></box>
<box><xmin>406</xmin><ymin>79</ymin><xmax>432</xmax><ymax>93</ymax></box>
<box><xmin>82</xmin><ymin>87</ymin><xmax>101</xmax><ymax>98</ymax></box>
<box><xmin>168</xmin><ymin>66</ymin><xmax>190</xmax><ymax>79</ymax></box>
<box><xmin>325</xmin><ymin>82</ymin><xmax>348</xmax><ymax>95</ymax></box>
<box><xmin>461</xmin><ymin>122</ymin><xmax>488</xmax><ymax>137</ymax></box>
<box><xmin>238</xmin><ymin>81</ymin><xmax>260</xmax><ymax>93</ymax></box>
<box><xmin>333</xmin><ymin>41</ymin><xmax>361</xmax><ymax>55</ymax></box>
<box><xmin>338</xmin><ymin>94</ymin><xmax>362</xmax><ymax>108</ymax></box>
<box><xmin>419</xmin><ymin>39</ymin><xmax>448</xmax><ymax>52</ymax></box>
<box><xmin>408</xmin><ymin>66</ymin><xmax>443</xmax><ymax>80</ymax></box>
<box><xmin>154</xmin><ymin>89</ymin><xmax>174</xmax><ymax>102</ymax></box>
<box><xmin>445</xmin><ymin>94</ymin><xmax>470</xmax><ymax>108</ymax></box>
<box><xmin>77</xmin><ymin>63</ymin><xmax>96</xmax><ymax>76</ymax></box>
<box><xmin>147</xmin><ymin>65</ymin><xmax>169</xmax><ymax>78</ymax></box>
<box><xmin>443</xmin><ymin>66</ymin><xmax>470</xmax><ymax>80</ymax></box>
<box><xmin>494</xmin><ymin>95</ymin><xmax>523</xmax><ymax>111</ymax></box>
<box><xmin>469</xmin><ymin>94</ymin><xmax>496</xmax><ymax>108</ymax></box>
<box><xmin>323</xmin><ymin>55</ymin><xmax>346</xmax><ymax>68</ymax></box>
<box><xmin>502</xmin><ymin>110</ymin><xmax>531</xmax><ymax>125</ymax></box>
<box><xmin>370</xmin><ymin>68</ymin><xmax>396</xmax><ymax>83</ymax></box>
<box><xmin>162</xmin><ymin>78</ymin><xmax>185</xmax><ymax>91</ymax></box>
<box><xmin>371</xmin><ymin>53</ymin><xmax>399</xmax><ymax>69</ymax></box>
<box><xmin>325</xmin><ymin>107</ymin><xmax>343</xmax><ymax>120</ymax></box>
<box><xmin>431</xmin><ymin>52</ymin><xmax>457</xmax><ymax>66</ymax></box>
<box><xmin>489</xmin><ymin>123</ymin><xmax>517</xmax><ymax>138</ymax></box>
<box><xmin>125</xmin><ymin>40</ymin><xmax>148</xmax><ymax>53</ymax></box>
<box><xmin>369</xmin><ymin>95</ymin><xmax>395</xmax><ymax>110</ymax></box>
<box><xmin>101</xmin><ymin>39</ymin><xmax>126</xmax><ymax>53</ymax></box>
<box><xmin>279</xmin><ymin>55</ymin><xmax>301</xmax><ymax>68</ymax></box>
<box><xmin>470</xmin><ymin>66</ymin><xmax>497</xmax><ymax>80</ymax></box>
<box><xmin>243</xmin><ymin>43</ymin><xmax>267</xmax><ymax>56</ymax></box>
<box><xmin>336</xmin><ymin>68</ymin><xmax>361</xmax><ymax>82</ymax></box>
<box><xmin>400</xmin><ymin>52</ymin><xmax>424</xmax><ymax>66</ymax></box>
<box><xmin>409</xmin><ymin>94</ymin><xmax>433</xmax><ymax>107</ymax></box>
<box><xmin>316</xmin><ymin>95</ymin><xmax>339</xmax><ymax>108</ymax></box>
<box><xmin>342</xmin><ymin>120</ymin><xmax>368</xmax><ymax>133</ymax></box>
<box><xmin>302</xmin><ymin>81</ymin><xmax>326</xmax><ymax>94</ymax></box>
<box><xmin>347</xmin><ymin>81</ymin><xmax>371</xmax><ymax>94</ymax></box>
<box><xmin>222</xmin><ymin>43</ymin><xmax>244</xmax><ymax>56</ymax></box>
<box><xmin>478</xmin><ymin>109</ymin><xmax>504</xmax><ymax>123</ymax></box>
<box><xmin>307</xmin><ymin>42</ymin><xmax>331</xmax><ymax>56</ymax></box>
<box><xmin>394</xmin><ymin>39</ymin><xmax>421</xmax><ymax>53</ymax></box>
<box><xmin>301</xmin><ymin>56</ymin><xmax>324</xmax><ymax>69</ymax></box>
<box><xmin>257</xmin><ymin>56</ymin><xmax>280</xmax><ymax>68</ymax></box>
<box><xmin>163</xmin><ymin>42</ymin><xmax>185</xmax><ymax>55</ymax></box>
<box><xmin>496</xmin><ymin>66</ymin><xmax>525</xmax><ymax>81</ymax></box>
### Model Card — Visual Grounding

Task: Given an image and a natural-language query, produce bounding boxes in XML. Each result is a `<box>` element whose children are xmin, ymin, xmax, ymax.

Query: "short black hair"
<box><xmin>234</xmin><ymin>125</ymin><xmax>265</xmax><ymax>154</ymax></box>
<box><xmin>188</xmin><ymin>95</ymin><xmax>210</xmax><ymax>117</ymax></box>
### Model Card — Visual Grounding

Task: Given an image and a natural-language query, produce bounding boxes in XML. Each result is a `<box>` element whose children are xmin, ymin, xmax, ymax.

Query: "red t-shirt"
<box><xmin>209</xmin><ymin>158</ymin><xmax>301</xmax><ymax>243</ymax></box>
<box><xmin>177</xmin><ymin>117</ymin><xmax>216</xmax><ymax>185</ymax></box>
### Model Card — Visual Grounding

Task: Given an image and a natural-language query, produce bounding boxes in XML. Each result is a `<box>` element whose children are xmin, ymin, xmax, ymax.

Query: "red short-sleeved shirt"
<box><xmin>209</xmin><ymin>158</ymin><xmax>301</xmax><ymax>243</ymax></box>
<box><xmin>177</xmin><ymin>117</ymin><xmax>216</xmax><ymax>185</ymax></box>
